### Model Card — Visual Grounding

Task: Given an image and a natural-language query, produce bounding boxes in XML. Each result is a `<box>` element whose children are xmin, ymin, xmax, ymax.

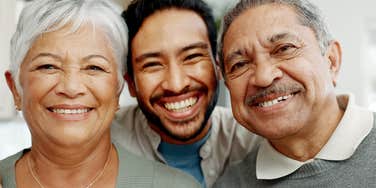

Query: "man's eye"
<box><xmin>184</xmin><ymin>53</ymin><xmax>203</xmax><ymax>61</ymax></box>
<box><xmin>142</xmin><ymin>62</ymin><xmax>162</xmax><ymax>71</ymax></box>
<box><xmin>229</xmin><ymin>61</ymin><xmax>247</xmax><ymax>73</ymax></box>
<box><xmin>272</xmin><ymin>44</ymin><xmax>297</xmax><ymax>55</ymax></box>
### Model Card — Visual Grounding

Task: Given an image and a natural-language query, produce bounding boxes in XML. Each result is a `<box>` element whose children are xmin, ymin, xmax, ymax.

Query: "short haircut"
<box><xmin>218</xmin><ymin>0</ymin><xmax>333</xmax><ymax>75</ymax></box>
<box><xmin>123</xmin><ymin>0</ymin><xmax>217</xmax><ymax>79</ymax></box>
<box><xmin>10</xmin><ymin>0</ymin><xmax>128</xmax><ymax>93</ymax></box>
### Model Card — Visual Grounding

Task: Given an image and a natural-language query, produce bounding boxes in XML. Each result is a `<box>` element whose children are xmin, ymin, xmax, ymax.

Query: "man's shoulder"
<box><xmin>112</xmin><ymin>105</ymin><xmax>148</xmax><ymax>129</ymax></box>
<box><xmin>116</xmin><ymin>144</ymin><xmax>201</xmax><ymax>187</ymax></box>
<box><xmin>115</xmin><ymin>105</ymin><xmax>143</xmax><ymax>122</ymax></box>
<box><xmin>210</xmin><ymin>106</ymin><xmax>257</xmax><ymax>138</ymax></box>
<box><xmin>211</xmin><ymin>106</ymin><xmax>237</xmax><ymax>128</ymax></box>
<box><xmin>213</xmin><ymin>144</ymin><xmax>260</xmax><ymax>188</ymax></box>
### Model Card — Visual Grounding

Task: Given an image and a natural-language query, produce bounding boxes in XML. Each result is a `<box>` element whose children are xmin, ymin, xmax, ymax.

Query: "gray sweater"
<box><xmin>214</xmin><ymin>114</ymin><xmax>376</xmax><ymax>188</ymax></box>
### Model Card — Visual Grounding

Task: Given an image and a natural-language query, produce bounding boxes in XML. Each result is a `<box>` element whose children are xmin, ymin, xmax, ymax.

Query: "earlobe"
<box><xmin>326</xmin><ymin>40</ymin><xmax>342</xmax><ymax>86</ymax></box>
<box><xmin>5</xmin><ymin>71</ymin><xmax>22</xmax><ymax>110</ymax></box>
<box><xmin>124</xmin><ymin>73</ymin><xmax>137</xmax><ymax>97</ymax></box>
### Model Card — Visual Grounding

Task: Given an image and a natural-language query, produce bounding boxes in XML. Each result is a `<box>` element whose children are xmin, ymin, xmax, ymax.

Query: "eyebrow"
<box><xmin>178</xmin><ymin>42</ymin><xmax>209</xmax><ymax>55</ymax></box>
<box><xmin>268</xmin><ymin>32</ymin><xmax>300</xmax><ymax>43</ymax></box>
<box><xmin>134</xmin><ymin>52</ymin><xmax>161</xmax><ymax>63</ymax></box>
<box><xmin>225</xmin><ymin>49</ymin><xmax>244</xmax><ymax>64</ymax></box>
<box><xmin>224</xmin><ymin>32</ymin><xmax>301</xmax><ymax>63</ymax></box>
<box><xmin>134</xmin><ymin>42</ymin><xmax>209</xmax><ymax>63</ymax></box>
<box><xmin>31</xmin><ymin>52</ymin><xmax>62</xmax><ymax>62</ymax></box>
<box><xmin>83</xmin><ymin>54</ymin><xmax>111</xmax><ymax>64</ymax></box>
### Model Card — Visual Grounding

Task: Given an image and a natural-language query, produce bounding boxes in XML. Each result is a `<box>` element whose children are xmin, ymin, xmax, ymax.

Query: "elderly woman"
<box><xmin>0</xmin><ymin>0</ymin><xmax>200</xmax><ymax>187</ymax></box>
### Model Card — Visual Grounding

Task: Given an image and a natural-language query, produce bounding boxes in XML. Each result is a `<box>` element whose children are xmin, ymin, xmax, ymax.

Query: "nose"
<box><xmin>161</xmin><ymin>63</ymin><xmax>190</xmax><ymax>93</ymax></box>
<box><xmin>55</xmin><ymin>71</ymin><xmax>86</xmax><ymax>98</ymax></box>
<box><xmin>250</xmin><ymin>59</ymin><xmax>283</xmax><ymax>87</ymax></box>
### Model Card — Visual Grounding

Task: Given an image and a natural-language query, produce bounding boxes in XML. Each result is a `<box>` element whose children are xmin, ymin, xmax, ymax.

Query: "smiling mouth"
<box><xmin>163</xmin><ymin>97</ymin><xmax>198</xmax><ymax>113</ymax></box>
<box><xmin>47</xmin><ymin>108</ymin><xmax>93</xmax><ymax>114</ymax></box>
<box><xmin>257</xmin><ymin>94</ymin><xmax>293</xmax><ymax>107</ymax></box>
<box><xmin>251</xmin><ymin>91</ymin><xmax>299</xmax><ymax>108</ymax></box>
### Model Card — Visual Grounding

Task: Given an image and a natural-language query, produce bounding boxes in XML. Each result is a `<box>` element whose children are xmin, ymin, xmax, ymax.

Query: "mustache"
<box><xmin>150</xmin><ymin>85</ymin><xmax>206</xmax><ymax>103</ymax></box>
<box><xmin>245</xmin><ymin>81</ymin><xmax>305</xmax><ymax>105</ymax></box>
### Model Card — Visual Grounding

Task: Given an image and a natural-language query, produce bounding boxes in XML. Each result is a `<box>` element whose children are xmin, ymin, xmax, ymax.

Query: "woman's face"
<box><xmin>7</xmin><ymin>24</ymin><xmax>120</xmax><ymax>147</ymax></box>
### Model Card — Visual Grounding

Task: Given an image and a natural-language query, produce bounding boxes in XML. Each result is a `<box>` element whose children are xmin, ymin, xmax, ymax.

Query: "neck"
<box><xmin>270</xmin><ymin>96</ymin><xmax>345</xmax><ymax>161</ymax></box>
<box><xmin>25</xmin><ymin>132</ymin><xmax>115</xmax><ymax>187</ymax></box>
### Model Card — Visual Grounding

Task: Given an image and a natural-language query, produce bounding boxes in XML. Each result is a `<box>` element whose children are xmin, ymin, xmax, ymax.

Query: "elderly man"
<box><xmin>111</xmin><ymin>0</ymin><xmax>259</xmax><ymax>187</ymax></box>
<box><xmin>214</xmin><ymin>0</ymin><xmax>376</xmax><ymax>187</ymax></box>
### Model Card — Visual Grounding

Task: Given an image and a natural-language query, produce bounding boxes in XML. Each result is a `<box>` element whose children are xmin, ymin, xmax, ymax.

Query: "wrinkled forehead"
<box><xmin>222</xmin><ymin>4</ymin><xmax>312</xmax><ymax>55</ymax></box>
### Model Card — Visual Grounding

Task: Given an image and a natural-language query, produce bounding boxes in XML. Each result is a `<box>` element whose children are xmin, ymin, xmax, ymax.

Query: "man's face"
<box><xmin>222</xmin><ymin>4</ymin><xmax>340</xmax><ymax>140</ymax></box>
<box><xmin>129</xmin><ymin>9</ymin><xmax>218</xmax><ymax>142</ymax></box>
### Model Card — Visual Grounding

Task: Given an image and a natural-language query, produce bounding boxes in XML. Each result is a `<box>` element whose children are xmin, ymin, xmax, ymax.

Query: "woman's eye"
<box><xmin>87</xmin><ymin>65</ymin><xmax>105</xmax><ymax>72</ymax></box>
<box><xmin>36</xmin><ymin>64</ymin><xmax>57</xmax><ymax>70</ymax></box>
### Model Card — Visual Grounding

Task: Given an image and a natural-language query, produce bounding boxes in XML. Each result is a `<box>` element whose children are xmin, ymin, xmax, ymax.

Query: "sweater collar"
<box><xmin>256</xmin><ymin>94</ymin><xmax>374</xmax><ymax>179</ymax></box>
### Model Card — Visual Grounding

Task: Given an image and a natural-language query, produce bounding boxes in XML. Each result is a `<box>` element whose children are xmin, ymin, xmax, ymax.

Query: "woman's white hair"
<box><xmin>10</xmin><ymin>0</ymin><xmax>128</xmax><ymax>94</ymax></box>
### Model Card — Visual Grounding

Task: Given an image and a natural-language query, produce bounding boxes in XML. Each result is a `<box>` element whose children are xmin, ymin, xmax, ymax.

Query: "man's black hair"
<box><xmin>122</xmin><ymin>0</ymin><xmax>217</xmax><ymax>79</ymax></box>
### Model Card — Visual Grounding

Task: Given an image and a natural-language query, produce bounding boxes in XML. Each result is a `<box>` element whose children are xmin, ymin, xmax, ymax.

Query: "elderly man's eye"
<box><xmin>272</xmin><ymin>44</ymin><xmax>298</xmax><ymax>55</ymax></box>
<box><xmin>229</xmin><ymin>61</ymin><xmax>248</xmax><ymax>73</ymax></box>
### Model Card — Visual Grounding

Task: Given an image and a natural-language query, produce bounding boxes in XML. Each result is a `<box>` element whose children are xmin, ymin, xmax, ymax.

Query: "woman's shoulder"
<box><xmin>114</xmin><ymin>143</ymin><xmax>200</xmax><ymax>188</ymax></box>
<box><xmin>0</xmin><ymin>149</ymin><xmax>27</xmax><ymax>188</ymax></box>
<box><xmin>0</xmin><ymin>150</ymin><xmax>25</xmax><ymax>171</ymax></box>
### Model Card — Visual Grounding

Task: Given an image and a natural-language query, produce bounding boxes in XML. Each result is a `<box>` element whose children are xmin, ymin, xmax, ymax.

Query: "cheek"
<box><xmin>21</xmin><ymin>74</ymin><xmax>58</xmax><ymax>104</ymax></box>
<box><xmin>90</xmin><ymin>76</ymin><xmax>119</xmax><ymax>105</ymax></box>
<box><xmin>192</xmin><ymin>62</ymin><xmax>216</xmax><ymax>83</ymax></box>
<box><xmin>227</xmin><ymin>75</ymin><xmax>248</xmax><ymax>102</ymax></box>
<box><xmin>134</xmin><ymin>73</ymin><xmax>161</xmax><ymax>96</ymax></box>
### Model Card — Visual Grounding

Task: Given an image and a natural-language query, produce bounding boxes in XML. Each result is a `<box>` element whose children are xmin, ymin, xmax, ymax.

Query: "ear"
<box><xmin>5</xmin><ymin>71</ymin><xmax>22</xmax><ymax>110</ymax></box>
<box><xmin>124</xmin><ymin>73</ymin><xmax>137</xmax><ymax>97</ymax></box>
<box><xmin>325</xmin><ymin>40</ymin><xmax>342</xmax><ymax>87</ymax></box>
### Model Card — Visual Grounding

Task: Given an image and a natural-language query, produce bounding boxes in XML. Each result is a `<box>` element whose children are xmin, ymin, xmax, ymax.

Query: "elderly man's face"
<box><xmin>222</xmin><ymin>4</ymin><xmax>340</xmax><ymax>140</ymax></box>
<box><xmin>6</xmin><ymin>24</ymin><xmax>120</xmax><ymax>147</ymax></box>
<box><xmin>129</xmin><ymin>9</ymin><xmax>218</xmax><ymax>143</ymax></box>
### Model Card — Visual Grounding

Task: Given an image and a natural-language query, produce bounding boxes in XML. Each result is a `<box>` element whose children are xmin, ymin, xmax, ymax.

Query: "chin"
<box><xmin>164</xmin><ymin>118</ymin><xmax>206</xmax><ymax>141</ymax></box>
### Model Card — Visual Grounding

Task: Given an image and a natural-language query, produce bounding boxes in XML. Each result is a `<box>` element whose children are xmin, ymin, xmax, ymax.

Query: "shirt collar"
<box><xmin>256</xmin><ymin>94</ymin><xmax>374</xmax><ymax>180</ymax></box>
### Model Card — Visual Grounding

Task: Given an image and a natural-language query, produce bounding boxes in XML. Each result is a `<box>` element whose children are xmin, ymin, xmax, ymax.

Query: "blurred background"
<box><xmin>1</xmin><ymin>0</ymin><xmax>376</xmax><ymax>159</ymax></box>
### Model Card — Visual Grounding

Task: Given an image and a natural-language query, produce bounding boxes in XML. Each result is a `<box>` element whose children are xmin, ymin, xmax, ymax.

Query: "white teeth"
<box><xmin>258</xmin><ymin>94</ymin><xmax>293</xmax><ymax>107</ymax></box>
<box><xmin>52</xmin><ymin>108</ymin><xmax>89</xmax><ymax>114</ymax></box>
<box><xmin>164</xmin><ymin>97</ymin><xmax>198</xmax><ymax>112</ymax></box>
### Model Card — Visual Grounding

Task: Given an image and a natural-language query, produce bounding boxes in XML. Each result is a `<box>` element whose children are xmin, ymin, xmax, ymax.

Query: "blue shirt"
<box><xmin>158</xmin><ymin>131</ymin><xmax>210</xmax><ymax>187</ymax></box>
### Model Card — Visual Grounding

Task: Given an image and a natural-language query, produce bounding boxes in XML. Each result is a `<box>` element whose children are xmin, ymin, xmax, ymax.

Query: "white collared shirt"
<box><xmin>256</xmin><ymin>94</ymin><xmax>374</xmax><ymax>179</ymax></box>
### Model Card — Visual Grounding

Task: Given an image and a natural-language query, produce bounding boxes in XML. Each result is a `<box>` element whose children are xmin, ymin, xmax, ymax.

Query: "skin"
<box><xmin>222</xmin><ymin>4</ymin><xmax>343</xmax><ymax>161</ymax></box>
<box><xmin>128</xmin><ymin>9</ymin><xmax>219</xmax><ymax>144</ymax></box>
<box><xmin>5</xmin><ymin>23</ymin><xmax>119</xmax><ymax>187</ymax></box>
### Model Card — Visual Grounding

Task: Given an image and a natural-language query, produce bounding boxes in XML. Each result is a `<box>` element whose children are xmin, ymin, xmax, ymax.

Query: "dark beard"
<box><xmin>136</xmin><ymin>80</ymin><xmax>219</xmax><ymax>142</ymax></box>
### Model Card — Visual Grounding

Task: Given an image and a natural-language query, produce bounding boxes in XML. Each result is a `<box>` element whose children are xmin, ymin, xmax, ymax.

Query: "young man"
<box><xmin>214</xmin><ymin>0</ymin><xmax>376</xmax><ymax>187</ymax></box>
<box><xmin>111</xmin><ymin>0</ymin><xmax>259</xmax><ymax>187</ymax></box>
